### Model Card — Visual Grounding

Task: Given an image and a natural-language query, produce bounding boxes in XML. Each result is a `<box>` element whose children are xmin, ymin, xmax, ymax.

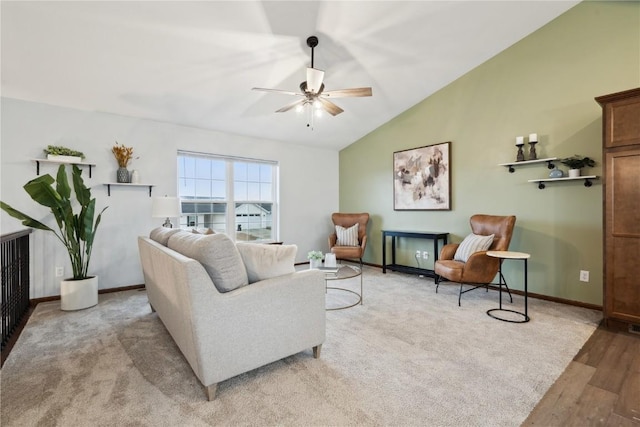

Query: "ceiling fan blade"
<box><xmin>322</xmin><ymin>87</ymin><xmax>373</xmax><ymax>98</ymax></box>
<box><xmin>252</xmin><ymin>87</ymin><xmax>302</xmax><ymax>97</ymax></box>
<box><xmin>276</xmin><ymin>98</ymin><xmax>307</xmax><ymax>113</ymax></box>
<box><xmin>306</xmin><ymin>68</ymin><xmax>325</xmax><ymax>94</ymax></box>
<box><xmin>317</xmin><ymin>97</ymin><xmax>344</xmax><ymax>116</ymax></box>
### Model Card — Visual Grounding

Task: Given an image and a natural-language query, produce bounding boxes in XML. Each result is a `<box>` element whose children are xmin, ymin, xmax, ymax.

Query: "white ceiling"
<box><xmin>1</xmin><ymin>1</ymin><xmax>580</xmax><ymax>150</ymax></box>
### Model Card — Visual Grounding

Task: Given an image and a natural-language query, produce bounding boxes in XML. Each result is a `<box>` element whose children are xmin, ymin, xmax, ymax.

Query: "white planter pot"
<box><xmin>47</xmin><ymin>154</ymin><xmax>82</xmax><ymax>163</ymax></box>
<box><xmin>309</xmin><ymin>259</ymin><xmax>322</xmax><ymax>269</ymax></box>
<box><xmin>568</xmin><ymin>168</ymin><xmax>581</xmax><ymax>178</ymax></box>
<box><xmin>61</xmin><ymin>276</ymin><xmax>98</xmax><ymax>311</ymax></box>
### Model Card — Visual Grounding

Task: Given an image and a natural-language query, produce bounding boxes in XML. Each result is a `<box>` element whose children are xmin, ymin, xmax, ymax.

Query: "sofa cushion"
<box><xmin>454</xmin><ymin>233</ymin><xmax>495</xmax><ymax>262</ymax></box>
<box><xmin>168</xmin><ymin>232</ymin><xmax>248</xmax><ymax>292</ymax></box>
<box><xmin>192</xmin><ymin>228</ymin><xmax>215</xmax><ymax>235</ymax></box>
<box><xmin>336</xmin><ymin>223</ymin><xmax>359</xmax><ymax>246</ymax></box>
<box><xmin>236</xmin><ymin>243</ymin><xmax>297</xmax><ymax>284</ymax></box>
<box><xmin>149</xmin><ymin>227</ymin><xmax>182</xmax><ymax>246</ymax></box>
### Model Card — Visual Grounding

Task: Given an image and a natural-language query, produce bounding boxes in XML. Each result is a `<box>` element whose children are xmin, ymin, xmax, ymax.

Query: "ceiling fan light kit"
<box><xmin>252</xmin><ymin>35</ymin><xmax>373</xmax><ymax>128</ymax></box>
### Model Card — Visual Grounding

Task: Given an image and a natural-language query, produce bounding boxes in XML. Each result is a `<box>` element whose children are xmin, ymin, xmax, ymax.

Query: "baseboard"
<box><xmin>30</xmin><ymin>284</ymin><xmax>146</xmax><ymax>305</ymax></box>
<box><xmin>368</xmin><ymin>263</ymin><xmax>603</xmax><ymax>312</ymax></box>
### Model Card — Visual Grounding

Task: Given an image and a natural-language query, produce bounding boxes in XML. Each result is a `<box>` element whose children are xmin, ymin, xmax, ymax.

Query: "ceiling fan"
<box><xmin>252</xmin><ymin>36</ymin><xmax>372</xmax><ymax>119</ymax></box>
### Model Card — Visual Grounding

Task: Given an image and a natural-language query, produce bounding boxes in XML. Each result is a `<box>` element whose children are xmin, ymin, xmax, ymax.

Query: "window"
<box><xmin>177</xmin><ymin>151</ymin><xmax>278</xmax><ymax>242</ymax></box>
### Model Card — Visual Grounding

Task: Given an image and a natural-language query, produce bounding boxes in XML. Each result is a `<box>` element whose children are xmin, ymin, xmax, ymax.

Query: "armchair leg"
<box><xmin>205</xmin><ymin>383</ymin><xmax>218</xmax><ymax>401</ymax></box>
<box><xmin>435</xmin><ymin>275</ymin><xmax>440</xmax><ymax>293</ymax></box>
<box><xmin>313</xmin><ymin>344</ymin><xmax>322</xmax><ymax>359</ymax></box>
<box><xmin>458</xmin><ymin>283</ymin><xmax>463</xmax><ymax>306</ymax></box>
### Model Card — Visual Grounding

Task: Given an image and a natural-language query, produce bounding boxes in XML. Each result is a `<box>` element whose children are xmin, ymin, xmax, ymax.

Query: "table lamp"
<box><xmin>152</xmin><ymin>196</ymin><xmax>180</xmax><ymax>228</ymax></box>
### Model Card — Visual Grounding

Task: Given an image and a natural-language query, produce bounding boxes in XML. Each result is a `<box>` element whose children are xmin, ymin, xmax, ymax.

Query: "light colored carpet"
<box><xmin>1</xmin><ymin>267</ymin><xmax>601</xmax><ymax>426</ymax></box>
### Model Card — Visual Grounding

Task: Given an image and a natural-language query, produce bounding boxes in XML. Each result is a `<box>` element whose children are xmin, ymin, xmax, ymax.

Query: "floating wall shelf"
<box><xmin>103</xmin><ymin>183</ymin><xmax>155</xmax><ymax>197</ymax></box>
<box><xmin>498</xmin><ymin>157</ymin><xmax>558</xmax><ymax>173</ymax></box>
<box><xmin>527</xmin><ymin>175</ymin><xmax>598</xmax><ymax>189</ymax></box>
<box><xmin>31</xmin><ymin>159</ymin><xmax>96</xmax><ymax>178</ymax></box>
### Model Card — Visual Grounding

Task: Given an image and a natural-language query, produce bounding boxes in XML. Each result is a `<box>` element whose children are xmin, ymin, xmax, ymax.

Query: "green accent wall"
<box><xmin>338</xmin><ymin>1</ymin><xmax>640</xmax><ymax>305</ymax></box>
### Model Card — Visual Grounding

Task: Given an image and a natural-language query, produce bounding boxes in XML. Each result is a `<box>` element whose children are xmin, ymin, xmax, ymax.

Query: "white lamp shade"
<box><xmin>152</xmin><ymin>196</ymin><xmax>180</xmax><ymax>218</ymax></box>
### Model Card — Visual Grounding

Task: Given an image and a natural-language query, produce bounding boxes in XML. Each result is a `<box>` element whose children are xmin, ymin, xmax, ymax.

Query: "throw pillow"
<box><xmin>336</xmin><ymin>223</ymin><xmax>359</xmax><ymax>247</ymax></box>
<box><xmin>454</xmin><ymin>233</ymin><xmax>495</xmax><ymax>262</ymax></box>
<box><xmin>236</xmin><ymin>243</ymin><xmax>297</xmax><ymax>283</ymax></box>
<box><xmin>149</xmin><ymin>227</ymin><xmax>182</xmax><ymax>246</ymax></box>
<box><xmin>167</xmin><ymin>232</ymin><xmax>249</xmax><ymax>293</ymax></box>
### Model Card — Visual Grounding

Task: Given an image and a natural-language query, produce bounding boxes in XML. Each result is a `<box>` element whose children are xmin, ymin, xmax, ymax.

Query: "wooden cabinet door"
<box><xmin>604</xmin><ymin>148</ymin><xmax>640</xmax><ymax>323</ymax></box>
<box><xmin>599</xmin><ymin>90</ymin><xmax>640</xmax><ymax>149</ymax></box>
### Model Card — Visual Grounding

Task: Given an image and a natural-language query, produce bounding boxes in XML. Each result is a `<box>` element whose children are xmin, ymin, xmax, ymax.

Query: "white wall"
<box><xmin>1</xmin><ymin>97</ymin><xmax>339</xmax><ymax>298</ymax></box>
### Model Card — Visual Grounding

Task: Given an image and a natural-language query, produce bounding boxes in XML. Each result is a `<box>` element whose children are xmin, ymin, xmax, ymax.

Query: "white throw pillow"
<box><xmin>336</xmin><ymin>223</ymin><xmax>359</xmax><ymax>246</ymax></box>
<box><xmin>453</xmin><ymin>233</ymin><xmax>495</xmax><ymax>262</ymax></box>
<box><xmin>236</xmin><ymin>243</ymin><xmax>297</xmax><ymax>284</ymax></box>
<box><xmin>167</xmin><ymin>232</ymin><xmax>248</xmax><ymax>293</ymax></box>
<box><xmin>149</xmin><ymin>227</ymin><xmax>182</xmax><ymax>246</ymax></box>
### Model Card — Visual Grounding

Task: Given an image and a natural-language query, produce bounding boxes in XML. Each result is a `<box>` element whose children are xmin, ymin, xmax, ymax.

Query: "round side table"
<box><xmin>486</xmin><ymin>250</ymin><xmax>531</xmax><ymax>323</ymax></box>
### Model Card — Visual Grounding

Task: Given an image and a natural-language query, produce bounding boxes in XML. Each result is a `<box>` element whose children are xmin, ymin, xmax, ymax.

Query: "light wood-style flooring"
<box><xmin>523</xmin><ymin>324</ymin><xmax>640</xmax><ymax>426</ymax></box>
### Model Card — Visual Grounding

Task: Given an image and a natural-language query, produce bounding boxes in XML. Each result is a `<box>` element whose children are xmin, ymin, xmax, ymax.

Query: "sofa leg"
<box><xmin>313</xmin><ymin>344</ymin><xmax>322</xmax><ymax>359</ymax></box>
<box><xmin>205</xmin><ymin>383</ymin><xmax>218</xmax><ymax>401</ymax></box>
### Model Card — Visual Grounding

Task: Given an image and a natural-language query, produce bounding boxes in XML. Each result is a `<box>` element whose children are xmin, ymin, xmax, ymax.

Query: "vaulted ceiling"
<box><xmin>1</xmin><ymin>1</ymin><xmax>580</xmax><ymax>150</ymax></box>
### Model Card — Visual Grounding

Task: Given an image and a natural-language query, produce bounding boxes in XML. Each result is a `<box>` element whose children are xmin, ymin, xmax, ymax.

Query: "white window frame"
<box><xmin>177</xmin><ymin>150</ymin><xmax>279</xmax><ymax>242</ymax></box>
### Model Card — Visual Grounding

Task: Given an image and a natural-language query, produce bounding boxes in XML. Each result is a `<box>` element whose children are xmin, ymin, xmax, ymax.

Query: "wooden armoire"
<box><xmin>595</xmin><ymin>88</ymin><xmax>640</xmax><ymax>331</ymax></box>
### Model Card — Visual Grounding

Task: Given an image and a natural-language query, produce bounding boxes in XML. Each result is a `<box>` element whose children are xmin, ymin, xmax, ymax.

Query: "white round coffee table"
<box><xmin>324</xmin><ymin>265</ymin><xmax>362</xmax><ymax>310</ymax></box>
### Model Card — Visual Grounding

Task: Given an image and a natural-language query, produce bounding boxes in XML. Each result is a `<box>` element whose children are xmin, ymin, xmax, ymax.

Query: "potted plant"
<box><xmin>307</xmin><ymin>250</ymin><xmax>324</xmax><ymax>269</ymax></box>
<box><xmin>560</xmin><ymin>155</ymin><xmax>596</xmax><ymax>178</ymax></box>
<box><xmin>1</xmin><ymin>164</ymin><xmax>107</xmax><ymax>311</ymax></box>
<box><xmin>43</xmin><ymin>145</ymin><xmax>85</xmax><ymax>163</ymax></box>
<box><xmin>112</xmin><ymin>142</ymin><xmax>137</xmax><ymax>183</ymax></box>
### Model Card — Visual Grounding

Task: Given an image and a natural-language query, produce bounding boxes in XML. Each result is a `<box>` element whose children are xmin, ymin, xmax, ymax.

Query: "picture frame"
<box><xmin>393</xmin><ymin>141</ymin><xmax>451</xmax><ymax>211</ymax></box>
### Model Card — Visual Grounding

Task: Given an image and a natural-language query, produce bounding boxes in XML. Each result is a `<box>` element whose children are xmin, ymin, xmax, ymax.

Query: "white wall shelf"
<box><xmin>498</xmin><ymin>157</ymin><xmax>558</xmax><ymax>173</ymax></box>
<box><xmin>527</xmin><ymin>175</ymin><xmax>598</xmax><ymax>190</ymax></box>
<box><xmin>31</xmin><ymin>158</ymin><xmax>96</xmax><ymax>178</ymax></box>
<box><xmin>103</xmin><ymin>183</ymin><xmax>155</xmax><ymax>197</ymax></box>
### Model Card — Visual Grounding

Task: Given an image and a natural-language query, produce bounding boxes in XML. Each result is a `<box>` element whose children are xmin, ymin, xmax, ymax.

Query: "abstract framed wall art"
<box><xmin>393</xmin><ymin>141</ymin><xmax>451</xmax><ymax>210</ymax></box>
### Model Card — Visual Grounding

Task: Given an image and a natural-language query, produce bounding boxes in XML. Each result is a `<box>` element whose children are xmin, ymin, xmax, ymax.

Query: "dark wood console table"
<box><xmin>381</xmin><ymin>230</ymin><xmax>449</xmax><ymax>278</ymax></box>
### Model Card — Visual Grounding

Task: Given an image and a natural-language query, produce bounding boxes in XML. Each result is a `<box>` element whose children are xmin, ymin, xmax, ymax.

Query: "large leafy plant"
<box><xmin>1</xmin><ymin>164</ymin><xmax>107</xmax><ymax>280</ymax></box>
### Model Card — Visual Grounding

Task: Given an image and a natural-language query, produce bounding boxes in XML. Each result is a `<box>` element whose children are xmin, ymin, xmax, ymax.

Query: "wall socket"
<box><xmin>422</xmin><ymin>251</ymin><xmax>429</xmax><ymax>260</ymax></box>
<box><xmin>579</xmin><ymin>270</ymin><xmax>589</xmax><ymax>282</ymax></box>
<box><xmin>55</xmin><ymin>266</ymin><xmax>64</xmax><ymax>277</ymax></box>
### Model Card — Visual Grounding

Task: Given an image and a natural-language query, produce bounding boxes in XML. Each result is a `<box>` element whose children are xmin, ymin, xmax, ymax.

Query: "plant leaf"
<box><xmin>0</xmin><ymin>201</ymin><xmax>53</xmax><ymax>231</ymax></box>
<box><xmin>72</xmin><ymin>165</ymin><xmax>91</xmax><ymax>206</ymax></box>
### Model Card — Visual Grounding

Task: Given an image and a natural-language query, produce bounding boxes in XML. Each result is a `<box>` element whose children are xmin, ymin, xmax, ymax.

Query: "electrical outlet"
<box><xmin>423</xmin><ymin>251</ymin><xmax>429</xmax><ymax>260</ymax></box>
<box><xmin>415</xmin><ymin>250</ymin><xmax>421</xmax><ymax>259</ymax></box>
<box><xmin>55</xmin><ymin>266</ymin><xmax>64</xmax><ymax>277</ymax></box>
<box><xmin>579</xmin><ymin>270</ymin><xmax>589</xmax><ymax>282</ymax></box>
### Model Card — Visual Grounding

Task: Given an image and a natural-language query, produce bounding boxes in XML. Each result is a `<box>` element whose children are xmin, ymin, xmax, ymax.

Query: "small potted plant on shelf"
<box><xmin>43</xmin><ymin>145</ymin><xmax>85</xmax><ymax>163</ymax></box>
<box><xmin>111</xmin><ymin>142</ymin><xmax>137</xmax><ymax>183</ymax></box>
<box><xmin>1</xmin><ymin>164</ymin><xmax>108</xmax><ymax>311</ymax></box>
<box><xmin>560</xmin><ymin>155</ymin><xmax>596</xmax><ymax>178</ymax></box>
<box><xmin>308</xmin><ymin>250</ymin><xmax>324</xmax><ymax>269</ymax></box>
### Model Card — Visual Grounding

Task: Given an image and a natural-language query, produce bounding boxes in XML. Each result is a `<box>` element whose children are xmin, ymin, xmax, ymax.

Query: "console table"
<box><xmin>381</xmin><ymin>230</ymin><xmax>449</xmax><ymax>278</ymax></box>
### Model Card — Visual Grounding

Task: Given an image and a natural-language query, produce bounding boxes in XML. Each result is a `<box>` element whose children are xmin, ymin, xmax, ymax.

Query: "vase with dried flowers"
<box><xmin>112</xmin><ymin>142</ymin><xmax>136</xmax><ymax>183</ymax></box>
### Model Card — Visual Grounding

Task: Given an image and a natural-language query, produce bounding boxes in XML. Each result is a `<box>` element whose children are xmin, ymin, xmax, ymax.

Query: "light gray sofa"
<box><xmin>138</xmin><ymin>228</ymin><xmax>326</xmax><ymax>400</ymax></box>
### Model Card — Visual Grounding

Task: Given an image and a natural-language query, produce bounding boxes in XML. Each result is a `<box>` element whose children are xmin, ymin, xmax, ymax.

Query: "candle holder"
<box><xmin>515</xmin><ymin>143</ymin><xmax>525</xmax><ymax>162</ymax></box>
<box><xmin>528</xmin><ymin>141</ymin><xmax>538</xmax><ymax>160</ymax></box>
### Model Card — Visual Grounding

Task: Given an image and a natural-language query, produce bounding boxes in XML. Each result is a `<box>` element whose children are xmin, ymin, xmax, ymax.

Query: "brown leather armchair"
<box><xmin>328</xmin><ymin>213</ymin><xmax>369</xmax><ymax>266</ymax></box>
<box><xmin>435</xmin><ymin>214</ymin><xmax>516</xmax><ymax>306</ymax></box>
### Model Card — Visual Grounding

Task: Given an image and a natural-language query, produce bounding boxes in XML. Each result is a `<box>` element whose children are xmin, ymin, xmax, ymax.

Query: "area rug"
<box><xmin>0</xmin><ymin>267</ymin><xmax>601</xmax><ymax>426</ymax></box>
